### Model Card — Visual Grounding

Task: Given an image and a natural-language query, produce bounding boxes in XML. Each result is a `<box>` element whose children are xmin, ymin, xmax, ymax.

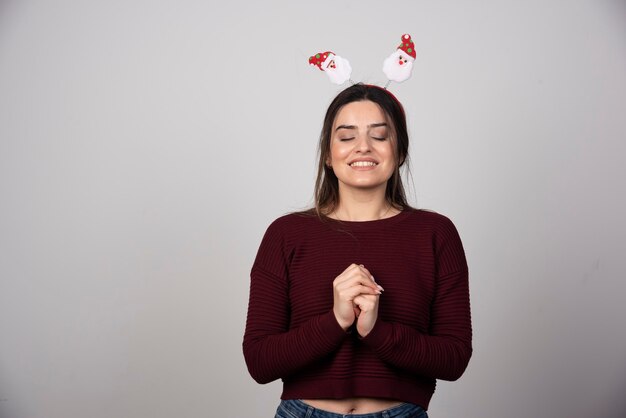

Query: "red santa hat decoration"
<box><xmin>397</xmin><ymin>34</ymin><xmax>416</xmax><ymax>59</ymax></box>
<box><xmin>382</xmin><ymin>34</ymin><xmax>416</xmax><ymax>83</ymax></box>
<box><xmin>309</xmin><ymin>51</ymin><xmax>353</xmax><ymax>85</ymax></box>
<box><xmin>309</xmin><ymin>34</ymin><xmax>416</xmax><ymax>87</ymax></box>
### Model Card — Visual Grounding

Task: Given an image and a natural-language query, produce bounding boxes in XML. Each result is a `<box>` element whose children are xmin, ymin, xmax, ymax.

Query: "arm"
<box><xmin>243</xmin><ymin>266</ymin><xmax>348</xmax><ymax>384</ymax></box>
<box><xmin>242</xmin><ymin>220</ymin><xmax>349</xmax><ymax>384</ymax></box>
<box><xmin>360</xmin><ymin>219</ymin><xmax>472</xmax><ymax>381</ymax></box>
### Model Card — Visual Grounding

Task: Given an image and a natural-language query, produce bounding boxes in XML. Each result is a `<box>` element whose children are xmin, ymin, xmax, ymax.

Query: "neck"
<box><xmin>331</xmin><ymin>186</ymin><xmax>397</xmax><ymax>221</ymax></box>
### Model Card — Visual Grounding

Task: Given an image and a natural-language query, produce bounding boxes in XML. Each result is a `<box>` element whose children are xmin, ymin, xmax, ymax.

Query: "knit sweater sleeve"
<box><xmin>360</xmin><ymin>217</ymin><xmax>472</xmax><ymax>381</ymax></box>
<box><xmin>242</xmin><ymin>217</ymin><xmax>348</xmax><ymax>384</ymax></box>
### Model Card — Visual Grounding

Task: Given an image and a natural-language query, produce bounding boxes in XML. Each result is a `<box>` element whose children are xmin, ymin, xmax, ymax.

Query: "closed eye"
<box><xmin>371</xmin><ymin>136</ymin><xmax>387</xmax><ymax>141</ymax></box>
<box><xmin>339</xmin><ymin>137</ymin><xmax>355</xmax><ymax>141</ymax></box>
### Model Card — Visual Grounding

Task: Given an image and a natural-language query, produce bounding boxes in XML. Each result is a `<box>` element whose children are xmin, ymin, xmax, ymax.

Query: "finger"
<box><xmin>335</xmin><ymin>270</ymin><xmax>381</xmax><ymax>289</ymax></box>
<box><xmin>352</xmin><ymin>271</ymin><xmax>383</xmax><ymax>292</ymax></box>
<box><xmin>336</xmin><ymin>288</ymin><xmax>378</xmax><ymax>306</ymax></box>
<box><xmin>354</xmin><ymin>294</ymin><xmax>379</xmax><ymax>311</ymax></box>
<box><xmin>335</xmin><ymin>269</ymin><xmax>377</xmax><ymax>290</ymax></box>
<box><xmin>335</xmin><ymin>274</ymin><xmax>376</xmax><ymax>289</ymax></box>
<box><xmin>339</xmin><ymin>263</ymin><xmax>355</xmax><ymax>273</ymax></box>
<box><xmin>354</xmin><ymin>293</ymin><xmax>379</xmax><ymax>303</ymax></box>
<box><xmin>357</xmin><ymin>265</ymin><xmax>384</xmax><ymax>292</ymax></box>
<box><xmin>357</xmin><ymin>265</ymin><xmax>375</xmax><ymax>282</ymax></box>
<box><xmin>339</xmin><ymin>285</ymin><xmax>382</xmax><ymax>300</ymax></box>
<box><xmin>333</xmin><ymin>264</ymin><xmax>365</xmax><ymax>286</ymax></box>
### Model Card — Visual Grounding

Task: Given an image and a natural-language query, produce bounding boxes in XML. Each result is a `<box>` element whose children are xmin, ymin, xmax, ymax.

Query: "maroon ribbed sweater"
<box><xmin>243</xmin><ymin>208</ymin><xmax>472</xmax><ymax>409</ymax></box>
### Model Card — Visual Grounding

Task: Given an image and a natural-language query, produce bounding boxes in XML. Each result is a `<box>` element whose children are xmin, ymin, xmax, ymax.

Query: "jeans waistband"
<box><xmin>276</xmin><ymin>399</ymin><xmax>427</xmax><ymax>418</ymax></box>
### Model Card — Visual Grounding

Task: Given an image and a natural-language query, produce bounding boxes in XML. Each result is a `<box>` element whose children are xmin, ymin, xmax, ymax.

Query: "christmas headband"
<box><xmin>309</xmin><ymin>34</ymin><xmax>416</xmax><ymax>87</ymax></box>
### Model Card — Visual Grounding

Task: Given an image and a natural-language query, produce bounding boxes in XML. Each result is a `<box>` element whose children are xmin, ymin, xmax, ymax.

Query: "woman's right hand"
<box><xmin>332</xmin><ymin>264</ymin><xmax>382</xmax><ymax>331</ymax></box>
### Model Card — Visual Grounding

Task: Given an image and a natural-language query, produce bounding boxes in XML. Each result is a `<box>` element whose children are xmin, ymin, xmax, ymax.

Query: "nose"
<box><xmin>354</xmin><ymin>134</ymin><xmax>371</xmax><ymax>153</ymax></box>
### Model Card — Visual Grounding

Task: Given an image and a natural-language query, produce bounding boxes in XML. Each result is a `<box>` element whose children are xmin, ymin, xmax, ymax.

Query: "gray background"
<box><xmin>1</xmin><ymin>1</ymin><xmax>625</xmax><ymax>417</ymax></box>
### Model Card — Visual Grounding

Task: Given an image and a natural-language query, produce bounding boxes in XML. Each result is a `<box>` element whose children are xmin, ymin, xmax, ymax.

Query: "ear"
<box><xmin>326</xmin><ymin>158</ymin><xmax>332</xmax><ymax>168</ymax></box>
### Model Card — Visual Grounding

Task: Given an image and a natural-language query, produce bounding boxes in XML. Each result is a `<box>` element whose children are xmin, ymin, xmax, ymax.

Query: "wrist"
<box><xmin>356</xmin><ymin>322</ymin><xmax>373</xmax><ymax>338</ymax></box>
<box><xmin>333</xmin><ymin>309</ymin><xmax>353</xmax><ymax>331</ymax></box>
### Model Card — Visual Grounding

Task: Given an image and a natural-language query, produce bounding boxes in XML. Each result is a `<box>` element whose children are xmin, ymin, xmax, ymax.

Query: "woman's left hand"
<box><xmin>353</xmin><ymin>292</ymin><xmax>379</xmax><ymax>337</ymax></box>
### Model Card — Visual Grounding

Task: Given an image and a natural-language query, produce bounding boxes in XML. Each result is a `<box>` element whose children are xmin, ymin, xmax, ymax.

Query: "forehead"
<box><xmin>333</xmin><ymin>100</ymin><xmax>387</xmax><ymax>126</ymax></box>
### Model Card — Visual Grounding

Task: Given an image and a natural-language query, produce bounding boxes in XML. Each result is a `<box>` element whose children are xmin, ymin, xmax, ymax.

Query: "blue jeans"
<box><xmin>275</xmin><ymin>399</ymin><xmax>428</xmax><ymax>418</ymax></box>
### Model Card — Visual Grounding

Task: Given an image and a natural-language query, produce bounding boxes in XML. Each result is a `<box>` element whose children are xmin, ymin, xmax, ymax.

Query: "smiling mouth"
<box><xmin>350</xmin><ymin>161</ymin><xmax>377</xmax><ymax>167</ymax></box>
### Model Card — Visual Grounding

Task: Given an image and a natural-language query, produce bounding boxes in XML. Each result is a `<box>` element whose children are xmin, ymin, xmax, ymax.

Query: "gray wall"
<box><xmin>1</xmin><ymin>1</ymin><xmax>625</xmax><ymax>417</ymax></box>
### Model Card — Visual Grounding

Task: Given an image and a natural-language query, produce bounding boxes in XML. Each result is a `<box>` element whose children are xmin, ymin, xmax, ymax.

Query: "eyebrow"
<box><xmin>335</xmin><ymin>122</ymin><xmax>388</xmax><ymax>131</ymax></box>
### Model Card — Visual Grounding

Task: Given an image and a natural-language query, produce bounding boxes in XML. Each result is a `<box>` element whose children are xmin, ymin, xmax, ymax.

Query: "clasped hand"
<box><xmin>332</xmin><ymin>263</ymin><xmax>383</xmax><ymax>337</ymax></box>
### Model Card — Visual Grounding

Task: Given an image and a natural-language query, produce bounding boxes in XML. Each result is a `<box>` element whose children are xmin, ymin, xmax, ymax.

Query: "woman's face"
<box><xmin>328</xmin><ymin>100</ymin><xmax>397</xmax><ymax>195</ymax></box>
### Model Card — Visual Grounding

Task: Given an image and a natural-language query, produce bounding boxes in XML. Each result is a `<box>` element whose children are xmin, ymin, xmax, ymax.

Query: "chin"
<box><xmin>340</xmin><ymin>179</ymin><xmax>389</xmax><ymax>191</ymax></box>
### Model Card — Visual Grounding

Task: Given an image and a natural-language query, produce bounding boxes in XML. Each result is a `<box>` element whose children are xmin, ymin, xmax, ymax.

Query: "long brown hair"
<box><xmin>313</xmin><ymin>84</ymin><xmax>411</xmax><ymax>217</ymax></box>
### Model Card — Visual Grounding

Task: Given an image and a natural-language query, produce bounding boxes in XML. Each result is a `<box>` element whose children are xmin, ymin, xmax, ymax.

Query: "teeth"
<box><xmin>350</xmin><ymin>161</ymin><xmax>377</xmax><ymax>167</ymax></box>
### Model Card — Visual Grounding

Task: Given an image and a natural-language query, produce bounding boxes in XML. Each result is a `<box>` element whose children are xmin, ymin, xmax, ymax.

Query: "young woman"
<box><xmin>243</xmin><ymin>84</ymin><xmax>472</xmax><ymax>418</ymax></box>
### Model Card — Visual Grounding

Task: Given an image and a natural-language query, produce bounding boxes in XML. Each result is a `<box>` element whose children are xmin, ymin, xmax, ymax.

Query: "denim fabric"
<box><xmin>274</xmin><ymin>399</ymin><xmax>428</xmax><ymax>418</ymax></box>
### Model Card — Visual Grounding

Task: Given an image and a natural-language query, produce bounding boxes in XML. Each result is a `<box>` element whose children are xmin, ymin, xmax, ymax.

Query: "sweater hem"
<box><xmin>281</xmin><ymin>376</ymin><xmax>435</xmax><ymax>410</ymax></box>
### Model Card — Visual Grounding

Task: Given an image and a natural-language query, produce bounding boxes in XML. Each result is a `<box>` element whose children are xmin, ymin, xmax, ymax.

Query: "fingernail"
<box><xmin>377</xmin><ymin>284</ymin><xmax>384</xmax><ymax>292</ymax></box>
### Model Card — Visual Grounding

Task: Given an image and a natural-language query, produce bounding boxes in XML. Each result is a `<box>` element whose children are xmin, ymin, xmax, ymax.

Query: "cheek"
<box><xmin>329</xmin><ymin>142</ymin><xmax>350</xmax><ymax>161</ymax></box>
<box><xmin>383</xmin><ymin>147</ymin><xmax>400</xmax><ymax>171</ymax></box>
<box><xmin>376</xmin><ymin>142</ymin><xmax>396</xmax><ymax>159</ymax></box>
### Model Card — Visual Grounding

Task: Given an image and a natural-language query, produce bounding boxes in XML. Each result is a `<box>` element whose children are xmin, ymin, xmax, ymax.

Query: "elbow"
<box><xmin>242</xmin><ymin>342</ymin><xmax>278</xmax><ymax>385</ymax></box>
<box><xmin>440</xmin><ymin>368</ymin><xmax>466</xmax><ymax>382</ymax></box>
<box><xmin>440</xmin><ymin>344</ymin><xmax>472</xmax><ymax>381</ymax></box>
<box><xmin>248</xmin><ymin>369</ymin><xmax>274</xmax><ymax>385</ymax></box>
<box><xmin>245</xmin><ymin>356</ymin><xmax>276</xmax><ymax>385</ymax></box>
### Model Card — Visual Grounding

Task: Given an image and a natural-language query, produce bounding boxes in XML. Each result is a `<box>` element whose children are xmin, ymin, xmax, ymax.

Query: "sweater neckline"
<box><xmin>325</xmin><ymin>208</ymin><xmax>413</xmax><ymax>229</ymax></box>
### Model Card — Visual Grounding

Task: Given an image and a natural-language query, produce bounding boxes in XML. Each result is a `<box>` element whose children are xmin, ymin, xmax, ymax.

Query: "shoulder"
<box><xmin>254</xmin><ymin>211</ymin><xmax>323</xmax><ymax>266</ymax></box>
<box><xmin>404</xmin><ymin>208</ymin><xmax>458</xmax><ymax>232</ymax></box>
<box><xmin>266</xmin><ymin>210</ymin><xmax>320</xmax><ymax>233</ymax></box>
<box><xmin>260</xmin><ymin>210</ymin><xmax>324</xmax><ymax>243</ymax></box>
<box><xmin>403</xmin><ymin>208</ymin><xmax>464</xmax><ymax>250</ymax></box>
<box><xmin>408</xmin><ymin>209</ymin><xmax>466</xmax><ymax>270</ymax></box>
